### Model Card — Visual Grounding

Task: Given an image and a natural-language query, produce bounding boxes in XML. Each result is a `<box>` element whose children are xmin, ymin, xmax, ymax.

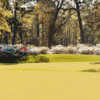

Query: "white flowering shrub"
<box><xmin>77</xmin><ymin>47</ymin><xmax>89</xmax><ymax>54</ymax></box>
<box><xmin>39</xmin><ymin>47</ymin><xmax>49</xmax><ymax>54</ymax></box>
<box><xmin>96</xmin><ymin>44</ymin><xmax>100</xmax><ymax>48</ymax></box>
<box><xmin>27</xmin><ymin>47</ymin><xmax>40</xmax><ymax>55</ymax></box>
<box><xmin>94</xmin><ymin>47</ymin><xmax>100</xmax><ymax>55</ymax></box>
<box><xmin>66</xmin><ymin>46</ymin><xmax>77</xmax><ymax>54</ymax></box>
<box><xmin>49</xmin><ymin>45</ymin><xmax>68</xmax><ymax>54</ymax></box>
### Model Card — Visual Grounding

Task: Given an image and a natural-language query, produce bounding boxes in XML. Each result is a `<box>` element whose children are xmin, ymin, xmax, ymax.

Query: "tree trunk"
<box><xmin>36</xmin><ymin>14</ymin><xmax>40</xmax><ymax>46</ymax></box>
<box><xmin>48</xmin><ymin>22</ymin><xmax>55</xmax><ymax>48</ymax></box>
<box><xmin>12</xmin><ymin>2</ymin><xmax>17</xmax><ymax>45</ymax></box>
<box><xmin>5</xmin><ymin>32</ymin><xmax>9</xmax><ymax>44</ymax></box>
<box><xmin>48</xmin><ymin>10</ymin><xmax>59</xmax><ymax>48</ymax></box>
<box><xmin>48</xmin><ymin>31</ymin><xmax>53</xmax><ymax>48</ymax></box>
<box><xmin>75</xmin><ymin>0</ymin><xmax>85</xmax><ymax>43</ymax></box>
<box><xmin>19</xmin><ymin>32</ymin><xmax>23</xmax><ymax>44</ymax></box>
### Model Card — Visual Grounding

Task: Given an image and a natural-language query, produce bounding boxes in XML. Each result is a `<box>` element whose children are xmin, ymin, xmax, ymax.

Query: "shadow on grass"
<box><xmin>0</xmin><ymin>61</ymin><xmax>19</xmax><ymax>65</ymax></box>
<box><xmin>81</xmin><ymin>69</ymin><xmax>100</xmax><ymax>73</ymax></box>
<box><xmin>91</xmin><ymin>62</ymin><xmax>100</xmax><ymax>64</ymax></box>
<box><xmin>0</xmin><ymin>56</ymin><xmax>22</xmax><ymax>65</ymax></box>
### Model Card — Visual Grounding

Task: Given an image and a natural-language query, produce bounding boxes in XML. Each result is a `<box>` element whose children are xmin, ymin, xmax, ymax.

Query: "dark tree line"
<box><xmin>0</xmin><ymin>0</ymin><xmax>100</xmax><ymax>47</ymax></box>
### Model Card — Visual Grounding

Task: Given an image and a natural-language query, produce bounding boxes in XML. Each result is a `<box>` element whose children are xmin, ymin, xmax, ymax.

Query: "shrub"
<box><xmin>0</xmin><ymin>56</ymin><xmax>20</xmax><ymax>63</ymax></box>
<box><xmin>77</xmin><ymin>47</ymin><xmax>89</xmax><ymax>54</ymax></box>
<box><xmin>19</xmin><ymin>55</ymin><xmax>49</xmax><ymax>63</ymax></box>
<box><xmin>50</xmin><ymin>45</ymin><xmax>68</xmax><ymax>54</ymax></box>
<box><xmin>77</xmin><ymin>44</ymin><xmax>88</xmax><ymax>49</ymax></box>
<box><xmin>88</xmin><ymin>47</ymin><xmax>94</xmax><ymax>54</ymax></box>
<box><xmin>39</xmin><ymin>47</ymin><xmax>49</xmax><ymax>54</ymax></box>
<box><xmin>35</xmin><ymin>55</ymin><xmax>49</xmax><ymax>63</ymax></box>
<box><xmin>67</xmin><ymin>46</ymin><xmax>77</xmax><ymax>54</ymax></box>
<box><xmin>96</xmin><ymin>44</ymin><xmax>100</xmax><ymax>48</ymax></box>
<box><xmin>20</xmin><ymin>56</ymin><xmax>36</xmax><ymax>63</ymax></box>
<box><xmin>94</xmin><ymin>47</ymin><xmax>100</xmax><ymax>55</ymax></box>
<box><xmin>26</xmin><ymin>47</ymin><xmax>40</xmax><ymax>55</ymax></box>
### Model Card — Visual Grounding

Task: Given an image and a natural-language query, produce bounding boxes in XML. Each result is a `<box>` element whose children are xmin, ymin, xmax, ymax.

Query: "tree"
<box><xmin>35</xmin><ymin>0</ymin><xmax>72</xmax><ymax>48</ymax></box>
<box><xmin>35</xmin><ymin>0</ymin><xmax>95</xmax><ymax>48</ymax></box>
<box><xmin>0</xmin><ymin>0</ymin><xmax>9</xmax><ymax>9</ymax></box>
<box><xmin>84</xmin><ymin>1</ymin><xmax>100</xmax><ymax>44</ymax></box>
<box><xmin>74</xmin><ymin>0</ymin><xmax>85</xmax><ymax>43</ymax></box>
<box><xmin>0</xmin><ymin>0</ymin><xmax>99</xmax><ymax>45</ymax></box>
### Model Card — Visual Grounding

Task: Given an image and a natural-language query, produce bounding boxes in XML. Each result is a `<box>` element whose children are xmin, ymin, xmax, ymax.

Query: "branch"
<box><xmin>55</xmin><ymin>11</ymin><xmax>75</xmax><ymax>32</ymax></box>
<box><xmin>62</xmin><ymin>8</ymin><xmax>77</xmax><ymax>12</ymax></box>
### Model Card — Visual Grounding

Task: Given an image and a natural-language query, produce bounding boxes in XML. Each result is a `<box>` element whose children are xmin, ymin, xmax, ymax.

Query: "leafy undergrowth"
<box><xmin>0</xmin><ymin>55</ymin><xmax>49</xmax><ymax>63</ymax></box>
<box><xmin>20</xmin><ymin>55</ymin><xmax>49</xmax><ymax>63</ymax></box>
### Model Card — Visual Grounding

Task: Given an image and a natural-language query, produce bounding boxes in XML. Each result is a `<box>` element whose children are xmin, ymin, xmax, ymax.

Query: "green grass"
<box><xmin>1</xmin><ymin>63</ymin><xmax>100</xmax><ymax>100</ymax></box>
<box><xmin>18</xmin><ymin>54</ymin><xmax>100</xmax><ymax>63</ymax></box>
<box><xmin>1</xmin><ymin>54</ymin><xmax>100</xmax><ymax>64</ymax></box>
<box><xmin>1</xmin><ymin>55</ymin><xmax>100</xmax><ymax>100</ymax></box>
<box><xmin>44</xmin><ymin>54</ymin><xmax>100</xmax><ymax>62</ymax></box>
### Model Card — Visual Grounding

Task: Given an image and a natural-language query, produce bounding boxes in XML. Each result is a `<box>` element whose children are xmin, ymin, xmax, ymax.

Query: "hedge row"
<box><xmin>0</xmin><ymin>55</ymin><xmax>49</xmax><ymax>63</ymax></box>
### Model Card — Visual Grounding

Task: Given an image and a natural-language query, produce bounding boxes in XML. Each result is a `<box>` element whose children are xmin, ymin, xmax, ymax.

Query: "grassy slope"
<box><xmin>0</xmin><ymin>55</ymin><xmax>100</xmax><ymax>100</ymax></box>
<box><xmin>44</xmin><ymin>54</ymin><xmax>100</xmax><ymax>62</ymax></box>
<box><xmin>0</xmin><ymin>62</ymin><xmax>100</xmax><ymax>100</ymax></box>
<box><xmin>0</xmin><ymin>54</ymin><xmax>99</xmax><ymax>63</ymax></box>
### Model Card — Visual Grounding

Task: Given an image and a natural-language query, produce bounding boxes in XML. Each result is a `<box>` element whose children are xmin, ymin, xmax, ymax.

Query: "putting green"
<box><xmin>0</xmin><ymin>62</ymin><xmax>100</xmax><ymax>100</ymax></box>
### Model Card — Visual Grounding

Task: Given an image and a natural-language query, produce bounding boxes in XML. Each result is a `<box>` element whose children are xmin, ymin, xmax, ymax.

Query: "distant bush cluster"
<box><xmin>0</xmin><ymin>44</ymin><xmax>100</xmax><ymax>63</ymax></box>
<box><xmin>1</xmin><ymin>44</ymin><xmax>100</xmax><ymax>56</ymax></box>
<box><xmin>20</xmin><ymin>55</ymin><xmax>49</xmax><ymax>63</ymax></box>
<box><xmin>23</xmin><ymin>44</ymin><xmax>100</xmax><ymax>55</ymax></box>
<box><xmin>46</xmin><ymin>44</ymin><xmax>100</xmax><ymax>55</ymax></box>
<box><xmin>0</xmin><ymin>55</ymin><xmax>49</xmax><ymax>63</ymax></box>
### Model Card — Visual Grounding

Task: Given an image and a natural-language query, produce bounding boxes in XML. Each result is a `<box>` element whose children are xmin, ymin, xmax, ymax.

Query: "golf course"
<box><xmin>1</xmin><ymin>0</ymin><xmax>100</xmax><ymax>99</ymax></box>
<box><xmin>0</xmin><ymin>54</ymin><xmax>100</xmax><ymax>100</ymax></box>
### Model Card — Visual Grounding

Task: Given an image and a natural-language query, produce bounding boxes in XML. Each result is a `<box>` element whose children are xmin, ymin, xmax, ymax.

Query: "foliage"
<box><xmin>1</xmin><ymin>54</ymin><xmax>100</xmax><ymax>63</ymax></box>
<box><xmin>35</xmin><ymin>55</ymin><xmax>49</xmax><ymax>63</ymax></box>
<box><xmin>0</xmin><ymin>7</ymin><xmax>12</xmax><ymax>32</ymax></box>
<box><xmin>0</xmin><ymin>56</ymin><xmax>20</xmax><ymax>63</ymax></box>
<box><xmin>0</xmin><ymin>0</ymin><xmax>9</xmax><ymax>8</ymax></box>
<box><xmin>0</xmin><ymin>0</ymin><xmax>100</xmax><ymax>45</ymax></box>
<box><xmin>20</xmin><ymin>55</ymin><xmax>49</xmax><ymax>63</ymax></box>
<box><xmin>0</xmin><ymin>55</ymin><xmax>49</xmax><ymax>63</ymax></box>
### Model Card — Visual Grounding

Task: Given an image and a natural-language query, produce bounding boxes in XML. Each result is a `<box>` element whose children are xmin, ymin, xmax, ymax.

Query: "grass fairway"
<box><xmin>0</xmin><ymin>55</ymin><xmax>100</xmax><ymax>100</ymax></box>
<box><xmin>45</xmin><ymin>54</ymin><xmax>100</xmax><ymax>62</ymax></box>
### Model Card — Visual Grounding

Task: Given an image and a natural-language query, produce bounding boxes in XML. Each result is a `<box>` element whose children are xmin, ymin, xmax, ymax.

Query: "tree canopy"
<box><xmin>0</xmin><ymin>0</ymin><xmax>100</xmax><ymax>46</ymax></box>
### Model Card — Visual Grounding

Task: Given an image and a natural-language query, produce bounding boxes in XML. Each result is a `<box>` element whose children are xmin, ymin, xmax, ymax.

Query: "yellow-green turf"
<box><xmin>44</xmin><ymin>54</ymin><xmax>100</xmax><ymax>62</ymax></box>
<box><xmin>0</xmin><ymin>54</ymin><xmax>100</xmax><ymax>100</ymax></box>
